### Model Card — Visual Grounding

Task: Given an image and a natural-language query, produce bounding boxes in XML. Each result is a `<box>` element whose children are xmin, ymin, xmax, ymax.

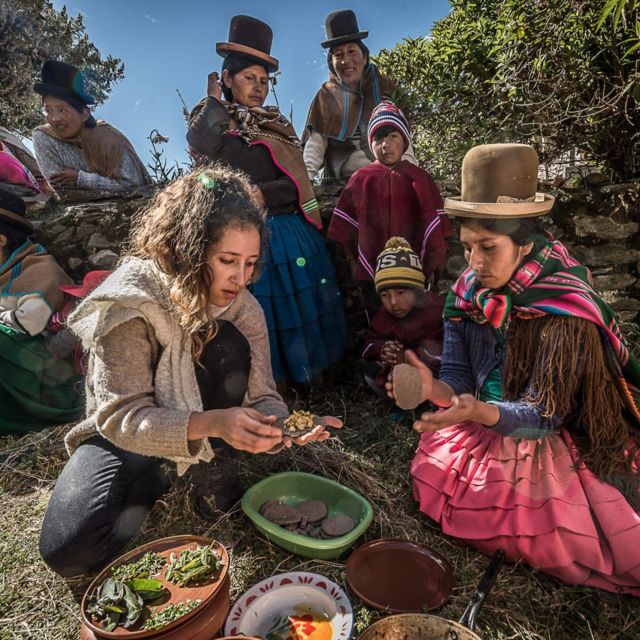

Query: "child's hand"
<box><xmin>381</xmin><ymin>340</ymin><xmax>403</xmax><ymax>365</ymax></box>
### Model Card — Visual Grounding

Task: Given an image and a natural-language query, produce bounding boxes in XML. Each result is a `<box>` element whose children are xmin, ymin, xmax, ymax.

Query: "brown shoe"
<box><xmin>189</xmin><ymin>449</ymin><xmax>243</xmax><ymax>519</ymax></box>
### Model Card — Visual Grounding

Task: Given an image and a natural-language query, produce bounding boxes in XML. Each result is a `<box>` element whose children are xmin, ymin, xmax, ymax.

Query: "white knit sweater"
<box><xmin>66</xmin><ymin>257</ymin><xmax>287</xmax><ymax>473</ymax></box>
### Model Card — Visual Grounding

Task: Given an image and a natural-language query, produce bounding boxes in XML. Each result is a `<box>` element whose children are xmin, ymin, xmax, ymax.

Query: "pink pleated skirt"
<box><xmin>411</xmin><ymin>422</ymin><xmax>640</xmax><ymax>595</ymax></box>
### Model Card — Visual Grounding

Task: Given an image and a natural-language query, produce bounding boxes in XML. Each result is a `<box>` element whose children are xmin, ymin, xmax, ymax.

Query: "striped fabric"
<box><xmin>444</xmin><ymin>235</ymin><xmax>640</xmax><ymax>400</ymax></box>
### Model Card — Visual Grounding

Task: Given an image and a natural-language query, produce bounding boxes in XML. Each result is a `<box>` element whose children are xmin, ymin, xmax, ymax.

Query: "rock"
<box><xmin>89</xmin><ymin>249</ymin><xmax>118</xmax><ymax>268</ymax></box>
<box><xmin>572</xmin><ymin>245</ymin><xmax>640</xmax><ymax>268</ymax></box>
<box><xmin>574</xmin><ymin>215</ymin><xmax>639</xmax><ymax>240</ymax></box>
<box><xmin>617</xmin><ymin>311</ymin><xmax>639</xmax><ymax>323</ymax></box>
<box><xmin>610</xmin><ymin>297</ymin><xmax>640</xmax><ymax>312</ymax></box>
<box><xmin>259</xmin><ymin>501</ymin><xmax>302</xmax><ymax>526</ymax></box>
<box><xmin>321</xmin><ymin>514</ymin><xmax>356</xmax><ymax>537</ymax></box>
<box><xmin>584</xmin><ymin>172</ymin><xmax>610</xmax><ymax>187</ymax></box>
<box><xmin>88</xmin><ymin>232</ymin><xmax>121</xmax><ymax>249</ymax></box>
<box><xmin>296</xmin><ymin>500</ymin><xmax>328</xmax><ymax>523</ymax></box>
<box><xmin>599</xmin><ymin>181</ymin><xmax>640</xmax><ymax>195</ymax></box>
<box><xmin>392</xmin><ymin>364</ymin><xmax>424</xmax><ymax>410</ymax></box>
<box><xmin>67</xmin><ymin>257</ymin><xmax>83</xmax><ymax>271</ymax></box>
<box><xmin>592</xmin><ymin>273</ymin><xmax>637</xmax><ymax>291</ymax></box>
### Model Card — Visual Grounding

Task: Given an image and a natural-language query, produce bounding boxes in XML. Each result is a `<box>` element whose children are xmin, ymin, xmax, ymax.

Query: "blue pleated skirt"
<box><xmin>251</xmin><ymin>213</ymin><xmax>352</xmax><ymax>383</ymax></box>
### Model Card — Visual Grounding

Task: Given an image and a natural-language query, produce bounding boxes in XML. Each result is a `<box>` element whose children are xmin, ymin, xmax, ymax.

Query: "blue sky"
<box><xmin>50</xmin><ymin>1</ymin><xmax>451</xmax><ymax>169</ymax></box>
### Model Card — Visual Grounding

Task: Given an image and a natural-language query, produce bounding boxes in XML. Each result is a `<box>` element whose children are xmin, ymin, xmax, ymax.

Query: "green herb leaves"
<box><xmin>165</xmin><ymin>544</ymin><xmax>223</xmax><ymax>586</ymax></box>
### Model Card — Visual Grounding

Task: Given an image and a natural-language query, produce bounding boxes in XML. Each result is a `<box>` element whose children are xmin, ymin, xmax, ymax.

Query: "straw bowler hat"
<box><xmin>444</xmin><ymin>144</ymin><xmax>555</xmax><ymax>218</ymax></box>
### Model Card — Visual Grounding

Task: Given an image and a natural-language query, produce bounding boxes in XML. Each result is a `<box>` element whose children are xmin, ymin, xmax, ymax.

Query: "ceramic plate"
<box><xmin>224</xmin><ymin>571</ymin><xmax>352</xmax><ymax>640</ymax></box>
<box><xmin>345</xmin><ymin>539</ymin><xmax>454</xmax><ymax>613</ymax></box>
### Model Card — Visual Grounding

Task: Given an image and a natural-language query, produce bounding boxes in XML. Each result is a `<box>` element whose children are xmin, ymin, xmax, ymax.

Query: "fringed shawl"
<box><xmin>222</xmin><ymin>103</ymin><xmax>322</xmax><ymax>228</ymax></box>
<box><xmin>304</xmin><ymin>63</ymin><xmax>395</xmax><ymax>142</ymax></box>
<box><xmin>445</xmin><ymin>236</ymin><xmax>640</xmax><ymax>416</ymax></box>
<box><xmin>35</xmin><ymin>121</ymin><xmax>151</xmax><ymax>184</ymax></box>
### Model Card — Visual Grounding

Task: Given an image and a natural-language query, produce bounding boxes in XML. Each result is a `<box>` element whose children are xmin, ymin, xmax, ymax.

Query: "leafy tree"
<box><xmin>375</xmin><ymin>0</ymin><xmax>640</xmax><ymax>181</ymax></box>
<box><xmin>0</xmin><ymin>0</ymin><xmax>124</xmax><ymax>136</ymax></box>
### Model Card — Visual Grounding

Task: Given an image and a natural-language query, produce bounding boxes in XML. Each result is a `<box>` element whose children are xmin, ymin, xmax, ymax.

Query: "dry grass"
<box><xmin>0</xmin><ymin>368</ymin><xmax>639</xmax><ymax>640</ymax></box>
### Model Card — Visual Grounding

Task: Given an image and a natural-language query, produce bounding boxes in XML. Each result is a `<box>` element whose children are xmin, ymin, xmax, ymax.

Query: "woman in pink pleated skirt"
<box><xmin>391</xmin><ymin>144</ymin><xmax>640</xmax><ymax>596</ymax></box>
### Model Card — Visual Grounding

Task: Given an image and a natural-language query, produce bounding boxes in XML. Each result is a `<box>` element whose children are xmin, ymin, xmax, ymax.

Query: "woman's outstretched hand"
<box><xmin>207</xmin><ymin>71</ymin><xmax>222</xmax><ymax>100</ymax></box>
<box><xmin>287</xmin><ymin>415</ymin><xmax>343</xmax><ymax>447</ymax></box>
<box><xmin>412</xmin><ymin>394</ymin><xmax>478</xmax><ymax>433</ymax></box>
<box><xmin>189</xmin><ymin>407</ymin><xmax>284</xmax><ymax>454</ymax></box>
<box><xmin>386</xmin><ymin>349</ymin><xmax>433</xmax><ymax>404</ymax></box>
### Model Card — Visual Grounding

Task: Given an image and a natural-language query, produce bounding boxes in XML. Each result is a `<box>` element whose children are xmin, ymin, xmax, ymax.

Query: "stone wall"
<box><xmin>26</xmin><ymin>177</ymin><xmax>640</xmax><ymax>341</ymax></box>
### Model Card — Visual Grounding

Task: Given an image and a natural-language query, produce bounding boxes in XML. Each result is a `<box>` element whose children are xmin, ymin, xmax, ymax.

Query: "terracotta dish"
<box><xmin>80</xmin><ymin>535</ymin><xmax>229</xmax><ymax>639</ymax></box>
<box><xmin>345</xmin><ymin>539</ymin><xmax>454</xmax><ymax>613</ymax></box>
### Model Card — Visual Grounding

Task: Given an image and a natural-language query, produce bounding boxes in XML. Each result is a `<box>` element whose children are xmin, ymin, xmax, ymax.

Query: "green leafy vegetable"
<box><xmin>165</xmin><ymin>544</ymin><xmax>223</xmax><ymax>586</ymax></box>
<box><xmin>143</xmin><ymin>600</ymin><xmax>201</xmax><ymax>630</ymax></box>
<box><xmin>111</xmin><ymin>551</ymin><xmax>166</xmax><ymax>581</ymax></box>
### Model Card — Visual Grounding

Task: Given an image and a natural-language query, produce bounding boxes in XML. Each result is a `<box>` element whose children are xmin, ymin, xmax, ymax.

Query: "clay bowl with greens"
<box><xmin>80</xmin><ymin>535</ymin><xmax>229</xmax><ymax>639</ymax></box>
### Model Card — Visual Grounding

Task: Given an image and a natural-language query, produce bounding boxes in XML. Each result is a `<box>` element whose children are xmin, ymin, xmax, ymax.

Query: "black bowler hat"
<box><xmin>0</xmin><ymin>188</ymin><xmax>34</xmax><ymax>234</ymax></box>
<box><xmin>33</xmin><ymin>60</ymin><xmax>95</xmax><ymax>107</ymax></box>
<box><xmin>216</xmin><ymin>15</ymin><xmax>279</xmax><ymax>73</ymax></box>
<box><xmin>321</xmin><ymin>9</ymin><xmax>369</xmax><ymax>49</ymax></box>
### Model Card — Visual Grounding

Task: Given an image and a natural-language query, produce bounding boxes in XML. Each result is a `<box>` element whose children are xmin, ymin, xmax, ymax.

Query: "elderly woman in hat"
<box><xmin>31</xmin><ymin>60</ymin><xmax>151</xmax><ymax>192</ymax></box>
<box><xmin>0</xmin><ymin>187</ymin><xmax>82</xmax><ymax>433</ymax></box>
<box><xmin>303</xmin><ymin>9</ymin><xmax>416</xmax><ymax>182</ymax></box>
<box><xmin>388</xmin><ymin>144</ymin><xmax>640</xmax><ymax>595</ymax></box>
<box><xmin>187</xmin><ymin>15</ymin><xmax>351</xmax><ymax>386</ymax></box>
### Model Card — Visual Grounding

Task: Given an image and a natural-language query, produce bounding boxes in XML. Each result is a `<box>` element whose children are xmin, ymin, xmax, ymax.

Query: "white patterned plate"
<box><xmin>224</xmin><ymin>571</ymin><xmax>353</xmax><ymax>640</ymax></box>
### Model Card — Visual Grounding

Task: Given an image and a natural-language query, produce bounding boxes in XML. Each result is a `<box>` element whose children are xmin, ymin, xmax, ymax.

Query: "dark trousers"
<box><xmin>39</xmin><ymin>320</ymin><xmax>251</xmax><ymax>577</ymax></box>
<box><xmin>39</xmin><ymin>436</ymin><xmax>170</xmax><ymax>577</ymax></box>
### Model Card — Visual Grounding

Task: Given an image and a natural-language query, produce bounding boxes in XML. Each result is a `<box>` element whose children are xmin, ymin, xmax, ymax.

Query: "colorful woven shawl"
<box><xmin>225</xmin><ymin>104</ymin><xmax>322</xmax><ymax>229</ymax></box>
<box><xmin>304</xmin><ymin>64</ymin><xmax>395</xmax><ymax>142</ymax></box>
<box><xmin>444</xmin><ymin>236</ymin><xmax>640</xmax><ymax>396</ymax></box>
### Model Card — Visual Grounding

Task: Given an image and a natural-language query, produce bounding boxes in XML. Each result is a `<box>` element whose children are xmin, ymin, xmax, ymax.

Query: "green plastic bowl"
<box><xmin>241</xmin><ymin>471</ymin><xmax>373</xmax><ymax>559</ymax></box>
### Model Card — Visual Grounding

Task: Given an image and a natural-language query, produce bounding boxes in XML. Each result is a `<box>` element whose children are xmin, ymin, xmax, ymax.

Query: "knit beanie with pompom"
<box><xmin>374</xmin><ymin>236</ymin><xmax>424</xmax><ymax>293</ymax></box>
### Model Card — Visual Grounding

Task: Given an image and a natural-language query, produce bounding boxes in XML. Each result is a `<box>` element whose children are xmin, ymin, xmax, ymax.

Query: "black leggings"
<box><xmin>39</xmin><ymin>320</ymin><xmax>251</xmax><ymax>577</ymax></box>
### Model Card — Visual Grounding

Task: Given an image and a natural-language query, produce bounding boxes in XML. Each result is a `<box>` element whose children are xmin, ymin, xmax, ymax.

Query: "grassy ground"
<box><xmin>0</xmin><ymin>363</ymin><xmax>639</xmax><ymax>640</ymax></box>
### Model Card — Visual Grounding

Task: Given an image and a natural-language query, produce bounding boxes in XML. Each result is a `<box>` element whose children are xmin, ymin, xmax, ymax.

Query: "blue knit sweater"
<box><xmin>439</xmin><ymin>319</ymin><xmax>562</xmax><ymax>437</ymax></box>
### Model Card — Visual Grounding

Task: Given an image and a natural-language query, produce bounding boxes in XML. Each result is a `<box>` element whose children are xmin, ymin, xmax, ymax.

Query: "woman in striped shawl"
<box><xmin>390</xmin><ymin>144</ymin><xmax>640</xmax><ymax>596</ymax></box>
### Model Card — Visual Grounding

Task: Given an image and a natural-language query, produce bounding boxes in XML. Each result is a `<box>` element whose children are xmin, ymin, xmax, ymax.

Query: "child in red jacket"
<box><xmin>328</xmin><ymin>101</ymin><xmax>452</xmax><ymax>319</ymax></box>
<box><xmin>363</xmin><ymin>237</ymin><xmax>444</xmax><ymax>401</ymax></box>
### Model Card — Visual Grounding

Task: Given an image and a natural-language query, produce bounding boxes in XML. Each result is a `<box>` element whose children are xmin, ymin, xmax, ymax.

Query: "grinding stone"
<box><xmin>392</xmin><ymin>363</ymin><xmax>424</xmax><ymax>410</ymax></box>
<box><xmin>260</xmin><ymin>501</ymin><xmax>302</xmax><ymax>526</ymax></box>
<box><xmin>321</xmin><ymin>514</ymin><xmax>356</xmax><ymax>537</ymax></box>
<box><xmin>296</xmin><ymin>499</ymin><xmax>328</xmax><ymax>523</ymax></box>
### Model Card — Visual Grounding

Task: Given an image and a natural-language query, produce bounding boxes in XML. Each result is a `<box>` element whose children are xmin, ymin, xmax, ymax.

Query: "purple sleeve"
<box><xmin>437</xmin><ymin>320</ymin><xmax>476</xmax><ymax>395</ymax></box>
<box><xmin>489</xmin><ymin>400</ymin><xmax>562</xmax><ymax>436</ymax></box>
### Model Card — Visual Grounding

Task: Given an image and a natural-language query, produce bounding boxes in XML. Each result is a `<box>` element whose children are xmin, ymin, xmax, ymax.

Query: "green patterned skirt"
<box><xmin>0</xmin><ymin>324</ymin><xmax>83</xmax><ymax>434</ymax></box>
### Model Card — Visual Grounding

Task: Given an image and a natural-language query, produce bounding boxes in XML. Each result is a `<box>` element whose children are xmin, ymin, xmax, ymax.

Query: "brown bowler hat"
<box><xmin>216</xmin><ymin>15</ymin><xmax>279</xmax><ymax>73</ymax></box>
<box><xmin>444</xmin><ymin>144</ymin><xmax>554</xmax><ymax>218</ymax></box>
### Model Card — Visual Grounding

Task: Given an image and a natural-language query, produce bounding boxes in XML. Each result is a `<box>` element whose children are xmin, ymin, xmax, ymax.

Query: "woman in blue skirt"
<box><xmin>187</xmin><ymin>15</ymin><xmax>350</xmax><ymax>383</ymax></box>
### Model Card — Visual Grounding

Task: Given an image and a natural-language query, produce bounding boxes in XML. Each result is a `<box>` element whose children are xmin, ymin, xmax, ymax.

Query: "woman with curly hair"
<box><xmin>390</xmin><ymin>144</ymin><xmax>640</xmax><ymax>595</ymax></box>
<box><xmin>38</xmin><ymin>165</ymin><xmax>341</xmax><ymax>577</ymax></box>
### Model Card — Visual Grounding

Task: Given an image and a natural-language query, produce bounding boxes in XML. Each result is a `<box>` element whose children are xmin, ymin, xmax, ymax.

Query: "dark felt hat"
<box><xmin>216</xmin><ymin>15</ymin><xmax>279</xmax><ymax>73</ymax></box>
<box><xmin>34</xmin><ymin>60</ymin><xmax>95</xmax><ymax>106</ymax></box>
<box><xmin>0</xmin><ymin>187</ymin><xmax>34</xmax><ymax>233</ymax></box>
<box><xmin>444</xmin><ymin>144</ymin><xmax>554</xmax><ymax>218</ymax></box>
<box><xmin>321</xmin><ymin>9</ymin><xmax>369</xmax><ymax>49</ymax></box>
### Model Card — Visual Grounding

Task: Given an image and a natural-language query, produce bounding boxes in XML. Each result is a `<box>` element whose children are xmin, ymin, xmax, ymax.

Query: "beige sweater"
<box><xmin>65</xmin><ymin>257</ymin><xmax>287</xmax><ymax>473</ymax></box>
